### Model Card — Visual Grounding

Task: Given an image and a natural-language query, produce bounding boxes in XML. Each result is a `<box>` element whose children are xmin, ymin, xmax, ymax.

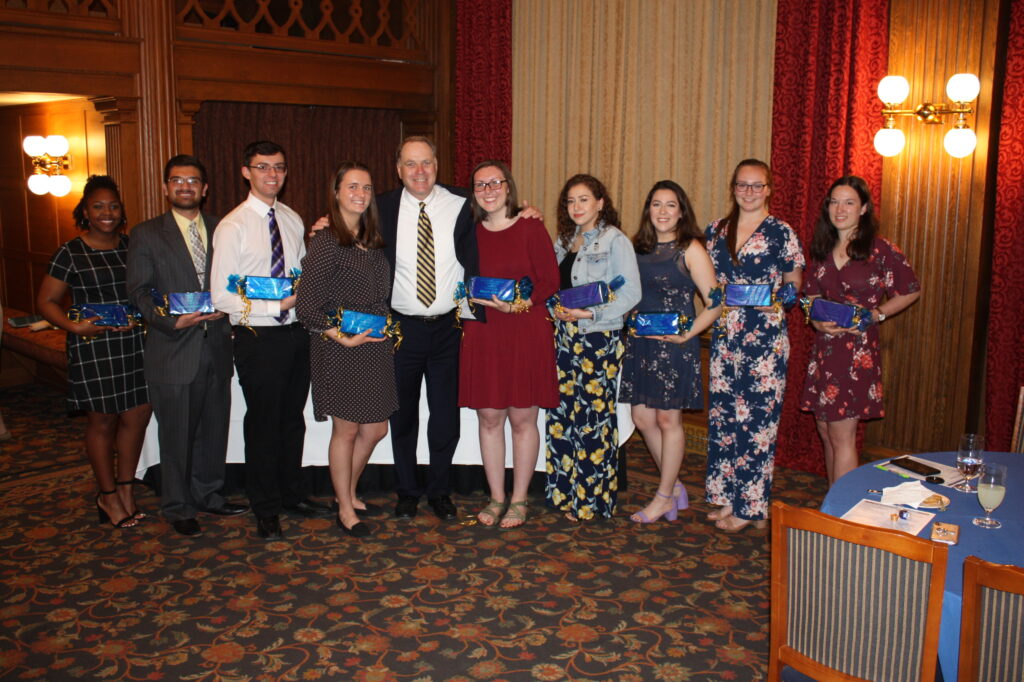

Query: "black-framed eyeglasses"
<box><xmin>473</xmin><ymin>179</ymin><xmax>507</xmax><ymax>193</ymax></box>
<box><xmin>248</xmin><ymin>163</ymin><xmax>288</xmax><ymax>173</ymax></box>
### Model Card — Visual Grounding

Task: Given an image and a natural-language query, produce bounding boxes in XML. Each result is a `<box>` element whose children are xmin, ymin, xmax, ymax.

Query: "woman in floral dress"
<box><xmin>704</xmin><ymin>159</ymin><xmax>803</xmax><ymax>532</ymax></box>
<box><xmin>800</xmin><ymin>176</ymin><xmax>920</xmax><ymax>484</ymax></box>
<box><xmin>546</xmin><ymin>174</ymin><xmax>641</xmax><ymax>521</ymax></box>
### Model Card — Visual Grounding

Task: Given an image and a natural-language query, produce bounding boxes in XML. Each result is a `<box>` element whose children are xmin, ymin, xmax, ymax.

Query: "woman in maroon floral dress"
<box><xmin>800</xmin><ymin>176</ymin><xmax>921</xmax><ymax>484</ymax></box>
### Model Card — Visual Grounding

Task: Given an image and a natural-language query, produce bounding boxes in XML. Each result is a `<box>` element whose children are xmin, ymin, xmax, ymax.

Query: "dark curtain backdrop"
<box><xmin>985</xmin><ymin>0</ymin><xmax>1024</xmax><ymax>450</ymax></box>
<box><xmin>454</xmin><ymin>0</ymin><xmax>513</xmax><ymax>187</ymax></box>
<box><xmin>193</xmin><ymin>102</ymin><xmax>402</xmax><ymax>225</ymax></box>
<box><xmin>770</xmin><ymin>0</ymin><xmax>889</xmax><ymax>474</ymax></box>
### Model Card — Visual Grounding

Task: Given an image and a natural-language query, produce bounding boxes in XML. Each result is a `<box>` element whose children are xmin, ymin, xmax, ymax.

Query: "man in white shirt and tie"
<box><xmin>211</xmin><ymin>141</ymin><xmax>326</xmax><ymax>539</ymax></box>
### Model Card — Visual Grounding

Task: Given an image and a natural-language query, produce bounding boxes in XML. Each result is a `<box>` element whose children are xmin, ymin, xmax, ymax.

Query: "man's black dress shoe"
<box><xmin>171</xmin><ymin>518</ymin><xmax>202</xmax><ymax>536</ymax></box>
<box><xmin>394</xmin><ymin>495</ymin><xmax>419</xmax><ymax>519</ymax></box>
<box><xmin>284</xmin><ymin>499</ymin><xmax>332</xmax><ymax>517</ymax></box>
<box><xmin>336</xmin><ymin>516</ymin><xmax>371</xmax><ymax>538</ymax></box>
<box><xmin>256</xmin><ymin>515</ymin><xmax>282</xmax><ymax>539</ymax></box>
<box><xmin>428</xmin><ymin>495</ymin><xmax>458</xmax><ymax>521</ymax></box>
<box><xmin>203</xmin><ymin>502</ymin><xmax>249</xmax><ymax>516</ymax></box>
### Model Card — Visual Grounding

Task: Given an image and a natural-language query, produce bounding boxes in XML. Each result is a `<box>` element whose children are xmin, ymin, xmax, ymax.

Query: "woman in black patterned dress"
<box><xmin>37</xmin><ymin>175</ymin><xmax>151</xmax><ymax>528</ymax></box>
<box><xmin>296</xmin><ymin>162</ymin><xmax>398</xmax><ymax>538</ymax></box>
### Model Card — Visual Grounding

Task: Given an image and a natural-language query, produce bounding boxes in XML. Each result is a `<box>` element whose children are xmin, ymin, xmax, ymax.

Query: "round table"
<box><xmin>820</xmin><ymin>451</ymin><xmax>1023</xmax><ymax>681</ymax></box>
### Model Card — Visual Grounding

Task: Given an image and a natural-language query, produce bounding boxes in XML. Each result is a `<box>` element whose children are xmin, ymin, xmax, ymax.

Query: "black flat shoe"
<box><xmin>428</xmin><ymin>495</ymin><xmax>458</xmax><ymax>521</ymax></box>
<box><xmin>171</xmin><ymin>518</ymin><xmax>202</xmax><ymax>536</ymax></box>
<box><xmin>336</xmin><ymin>516</ymin><xmax>371</xmax><ymax>538</ymax></box>
<box><xmin>394</xmin><ymin>495</ymin><xmax>419</xmax><ymax>519</ymax></box>
<box><xmin>203</xmin><ymin>502</ymin><xmax>249</xmax><ymax>516</ymax></box>
<box><xmin>284</xmin><ymin>499</ymin><xmax>332</xmax><ymax>517</ymax></box>
<box><xmin>256</xmin><ymin>515</ymin><xmax>282</xmax><ymax>539</ymax></box>
<box><xmin>96</xmin><ymin>489</ymin><xmax>137</xmax><ymax>528</ymax></box>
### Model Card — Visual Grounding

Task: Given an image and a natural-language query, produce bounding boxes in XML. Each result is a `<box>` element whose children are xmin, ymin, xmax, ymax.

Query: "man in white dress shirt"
<box><xmin>210</xmin><ymin>140</ymin><xmax>326</xmax><ymax>539</ymax></box>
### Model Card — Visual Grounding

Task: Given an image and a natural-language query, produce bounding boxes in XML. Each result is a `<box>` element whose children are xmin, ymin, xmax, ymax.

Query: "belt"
<box><xmin>395</xmin><ymin>309</ymin><xmax>455</xmax><ymax>324</ymax></box>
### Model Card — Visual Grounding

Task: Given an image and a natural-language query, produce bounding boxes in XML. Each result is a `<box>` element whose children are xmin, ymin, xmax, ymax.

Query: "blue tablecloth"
<box><xmin>820</xmin><ymin>451</ymin><xmax>1023</xmax><ymax>681</ymax></box>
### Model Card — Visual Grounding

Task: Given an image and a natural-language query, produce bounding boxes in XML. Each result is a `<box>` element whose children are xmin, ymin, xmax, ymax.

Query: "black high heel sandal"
<box><xmin>96</xmin><ymin>489</ymin><xmax>137</xmax><ymax>528</ymax></box>
<box><xmin>116</xmin><ymin>479</ymin><xmax>145</xmax><ymax>520</ymax></box>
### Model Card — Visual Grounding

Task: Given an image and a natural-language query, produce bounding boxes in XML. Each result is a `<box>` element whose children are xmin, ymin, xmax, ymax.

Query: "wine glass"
<box><xmin>973</xmin><ymin>463</ymin><xmax>1007</xmax><ymax>529</ymax></box>
<box><xmin>953</xmin><ymin>433</ymin><xmax>985</xmax><ymax>493</ymax></box>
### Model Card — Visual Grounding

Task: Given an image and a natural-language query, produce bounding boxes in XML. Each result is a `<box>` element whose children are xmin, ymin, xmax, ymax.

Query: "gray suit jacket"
<box><xmin>127</xmin><ymin>211</ymin><xmax>233</xmax><ymax>384</ymax></box>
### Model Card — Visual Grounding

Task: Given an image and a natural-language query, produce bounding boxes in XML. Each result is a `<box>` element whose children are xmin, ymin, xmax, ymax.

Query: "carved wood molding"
<box><xmin>0</xmin><ymin>0</ymin><xmax>121</xmax><ymax>34</ymax></box>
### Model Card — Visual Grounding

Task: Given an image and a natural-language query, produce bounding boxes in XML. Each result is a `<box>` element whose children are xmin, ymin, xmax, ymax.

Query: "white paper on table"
<box><xmin>880</xmin><ymin>457</ymin><xmax>964</xmax><ymax>488</ymax></box>
<box><xmin>881</xmin><ymin>481</ymin><xmax>937</xmax><ymax>508</ymax></box>
<box><xmin>841</xmin><ymin>499</ymin><xmax>935</xmax><ymax>536</ymax></box>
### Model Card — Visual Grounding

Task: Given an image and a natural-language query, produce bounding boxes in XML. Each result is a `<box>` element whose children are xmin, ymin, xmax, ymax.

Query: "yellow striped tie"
<box><xmin>416</xmin><ymin>202</ymin><xmax>436</xmax><ymax>306</ymax></box>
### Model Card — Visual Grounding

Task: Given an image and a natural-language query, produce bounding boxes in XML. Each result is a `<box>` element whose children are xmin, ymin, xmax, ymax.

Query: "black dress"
<box><xmin>46</xmin><ymin>235</ymin><xmax>148</xmax><ymax>413</ymax></box>
<box><xmin>296</xmin><ymin>231</ymin><xmax>398</xmax><ymax>424</ymax></box>
<box><xmin>619</xmin><ymin>242</ymin><xmax>702</xmax><ymax>410</ymax></box>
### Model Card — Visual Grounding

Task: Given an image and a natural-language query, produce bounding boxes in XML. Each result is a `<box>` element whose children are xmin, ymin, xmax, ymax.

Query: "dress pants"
<box><xmin>149</xmin><ymin>351</ymin><xmax>231</xmax><ymax>521</ymax></box>
<box><xmin>390</xmin><ymin>311</ymin><xmax>460</xmax><ymax>498</ymax></box>
<box><xmin>232</xmin><ymin>323</ymin><xmax>310</xmax><ymax>516</ymax></box>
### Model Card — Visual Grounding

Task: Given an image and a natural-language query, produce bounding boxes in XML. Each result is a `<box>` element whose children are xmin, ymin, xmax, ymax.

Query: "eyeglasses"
<box><xmin>248</xmin><ymin>163</ymin><xmax>288</xmax><ymax>173</ymax></box>
<box><xmin>734</xmin><ymin>182</ymin><xmax>767</xmax><ymax>193</ymax></box>
<box><xmin>473</xmin><ymin>179</ymin><xmax>507</xmax><ymax>193</ymax></box>
<box><xmin>168</xmin><ymin>176</ymin><xmax>203</xmax><ymax>186</ymax></box>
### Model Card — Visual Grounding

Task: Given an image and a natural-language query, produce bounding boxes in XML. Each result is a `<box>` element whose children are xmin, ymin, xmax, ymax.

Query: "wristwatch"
<box><xmin>876</xmin><ymin>310</ymin><xmax>887</xmax><ymax>323</ymax></box>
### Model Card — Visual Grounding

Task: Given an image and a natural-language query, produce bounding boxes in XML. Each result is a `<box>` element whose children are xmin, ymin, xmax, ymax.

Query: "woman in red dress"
<box><xmin>801</xmin><ymin>176</ymin><xmax>921</xmax><ymax>484</ymax></box>
<box><xmin>458</xmin><ymin>160</ymin><xmax>559</xmax><ymax>528</ymax></box>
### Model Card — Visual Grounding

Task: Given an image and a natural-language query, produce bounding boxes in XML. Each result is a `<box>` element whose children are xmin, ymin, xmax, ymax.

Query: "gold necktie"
<box><xmin>416</xmin><ymin>202</ymin><xmax>436</xmax><ymax>306</ymax></box>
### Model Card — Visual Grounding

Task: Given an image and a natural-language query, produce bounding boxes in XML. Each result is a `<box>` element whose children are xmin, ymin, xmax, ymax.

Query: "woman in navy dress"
<box><xmin>620</xmin><ymin>180</ymin><xmax>721</xmax><ymax>523</ymax></box>
<box><xmin>704</xmin><ymin>160</ymin><xmax>804</xmax><ymax>532</ymax></box>
<box><xmin>37</xmin><ymin>175</ymin><xmax>151</xmax><ymax>529</ymax></box>
<box><xmin>800</xmin><ymin>176</ymin><xmax>920</xmax><ymax>484</ymax></box>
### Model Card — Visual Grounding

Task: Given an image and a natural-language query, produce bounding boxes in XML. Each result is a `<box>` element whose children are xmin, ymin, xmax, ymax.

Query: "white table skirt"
<box><xmin>138</xmin><ymin>375</ymin><xmax>635</xmax><ymax>475</ymax></box>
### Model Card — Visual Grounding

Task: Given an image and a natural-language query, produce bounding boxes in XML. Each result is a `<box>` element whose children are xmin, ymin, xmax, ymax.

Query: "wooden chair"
<box><xmin>958</xmin><ymin>556</ymin><xmax>1024</xmax><ymax>681</ymax></box>
<box><xmin>769</xmin><ymin>501</ymin><xmax>948</xmax><ymax>682</ymax></box>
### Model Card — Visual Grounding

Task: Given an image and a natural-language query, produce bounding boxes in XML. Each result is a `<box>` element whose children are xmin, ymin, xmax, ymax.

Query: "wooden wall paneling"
<box><xmin>866</xmin><ymin>0</ymin><xmax>1003</xmax><ymax>453</ymax></box>
<box><xmin>124</xmin><ymin>0</ymin><xmax>180</xmax><ymax>218</ymax></box>
<box><xmin>91</xmin><ymin>97</ymin><xmax>144</xmax><ymax>242</ymax></box>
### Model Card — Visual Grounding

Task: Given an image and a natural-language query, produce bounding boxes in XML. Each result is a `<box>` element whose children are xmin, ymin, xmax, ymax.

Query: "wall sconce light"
<box><xmin>873</xmin><ymin>73</ymin><xmax>981</xmax><ymax>158</ymax></box>
<box><xmin>23</xmin><ymin>135</ymin><xmax>73</xmax><ymax>197</ymax></box>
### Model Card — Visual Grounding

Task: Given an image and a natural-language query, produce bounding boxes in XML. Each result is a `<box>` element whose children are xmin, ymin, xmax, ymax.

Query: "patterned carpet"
<box><xmin>0</xmin><ymin>383</ymin><xmax>827</xmax><ymax>681</ymax></box>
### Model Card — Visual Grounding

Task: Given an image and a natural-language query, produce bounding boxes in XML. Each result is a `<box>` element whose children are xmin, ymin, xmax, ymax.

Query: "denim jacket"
<box><xmin>552</xmin><ymin>222</ymin><xmax>641</xmax><ymax>333</ymax></box>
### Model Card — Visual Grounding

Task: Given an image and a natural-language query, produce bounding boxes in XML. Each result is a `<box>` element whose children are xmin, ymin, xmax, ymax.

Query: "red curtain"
<box><xmin>770</xmin><ymin>0</ymin><xmax>890</xmax><ymax>474</ymax></box>
<box><xmin>984</xmin><ymin>0</ymin><xmax>1024</xmax><ymax>451</ymax></box>
<box><xmin>453</xmin><ymin>0</ymin><xmax>513</xmax><ymax>187</ymax></box>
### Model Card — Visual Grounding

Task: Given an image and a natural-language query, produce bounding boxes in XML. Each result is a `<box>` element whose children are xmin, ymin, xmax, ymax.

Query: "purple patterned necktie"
<box><xmin>268</xmin><ymin>207</ymin><xmax>288</xmax><ymax>323</ymax></box>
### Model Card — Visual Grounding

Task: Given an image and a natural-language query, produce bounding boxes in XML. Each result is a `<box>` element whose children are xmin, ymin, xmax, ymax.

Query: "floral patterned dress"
<box><xmin>800</xmin><ymin>237</ymin><xmax>919</xmax><ymax>422</ymax></box>
<box><xmin>704</xmin><ymin>216</ymin><xmax>804</xmax><ymax>521</ymax></box>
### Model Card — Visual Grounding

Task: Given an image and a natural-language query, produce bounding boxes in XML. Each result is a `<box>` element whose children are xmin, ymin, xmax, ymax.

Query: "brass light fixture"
<box><xmin>23</xmin><ymin>135</ymin><xmax>73</xmax><ymax>197</ymax></box>
<box><xmin>873</xmin><ymin>73</ymin><xmax>981</xmax><ymax>158</ymax></box>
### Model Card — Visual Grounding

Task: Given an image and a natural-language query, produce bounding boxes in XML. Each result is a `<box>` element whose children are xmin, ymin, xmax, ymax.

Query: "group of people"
<box><xmin>37</xmin><ymin>136</ymin><xmax>920</xmax><ymax>539</ymax></box>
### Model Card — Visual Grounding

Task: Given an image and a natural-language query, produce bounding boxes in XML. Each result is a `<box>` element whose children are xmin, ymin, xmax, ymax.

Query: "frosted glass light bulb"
<box><xmin>27</xmin><ymin>174</ymin><xmax>51</xmax><ymax>195</ymax></box>
<box><xmin>874</xmin><ymin>128</ymin><xmax>906</xmax><ymax>156</ymax></box>
<box><xmin>877</xmin><ymin>76</ymin><xmax>910</xmax><ymax>104</ymax></box>
<box><xmin>944</xmin><ymin>128</ymin><xmax>977</xmax><ymax>158</ymax></box>
<box><xmin>44</xmin><ymin>135</ymin><xmax>69</xmax><ymax>157</ymax></box>
<box><xmin>49</xmin><ymin>175</ymin><xmax>72</xmax><ymax>197</ymax></box>
<box><xmin>946</xmin><ymin>73</ymin><xmax>980</xmax><ymax>102</ymax></box>
<box><xmin>22</xmin><ymin>136</ymin><xmax>46</xmax><ymax>157</ymax></box>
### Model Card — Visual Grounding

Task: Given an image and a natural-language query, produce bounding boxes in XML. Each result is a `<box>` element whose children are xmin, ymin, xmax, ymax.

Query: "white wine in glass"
<box><xmin>954</xmin><ymin>433</ymin><xmax>985</xmax><ymax>493</ymax></box>
<box><xmin>973</xmin><ymin>463</ymin><xmax>1007</xmax><ymax>529</ymax></box>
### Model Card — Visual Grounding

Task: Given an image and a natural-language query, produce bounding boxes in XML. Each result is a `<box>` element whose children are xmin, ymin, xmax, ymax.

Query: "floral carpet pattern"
<box><xmin>0</xmin><ymin>384</ymin><xmax>827</xmax><ymax>681</ymax></box>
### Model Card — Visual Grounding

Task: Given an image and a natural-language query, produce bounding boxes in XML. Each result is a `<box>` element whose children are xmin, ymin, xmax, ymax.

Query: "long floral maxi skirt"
<box><xmin>545</xmin><ymin>321</ymin><xmax>623</xmax><ymax>519</ymax></box>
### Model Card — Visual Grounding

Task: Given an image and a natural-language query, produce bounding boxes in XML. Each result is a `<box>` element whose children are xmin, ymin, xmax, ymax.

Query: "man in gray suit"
<box><xmin>127</xmin><ymin>154</ymin><xmax>247</xmax><ymax>536</ymax></box>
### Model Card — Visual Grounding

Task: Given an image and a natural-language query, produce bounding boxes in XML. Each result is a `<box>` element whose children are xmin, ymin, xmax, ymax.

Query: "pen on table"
<box><xmin>874</xmin><ymin>464</ymin><xmax>910</xmax><ymax>478</ymax></box>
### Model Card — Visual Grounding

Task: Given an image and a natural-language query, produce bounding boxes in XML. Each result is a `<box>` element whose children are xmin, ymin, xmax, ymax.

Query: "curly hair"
<box><xmin>71</xmin><ymin>175</ymin><xmax>126</xmax><ymax>231</ymax></box>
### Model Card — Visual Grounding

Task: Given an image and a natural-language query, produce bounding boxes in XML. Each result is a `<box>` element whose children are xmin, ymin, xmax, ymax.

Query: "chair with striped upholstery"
<box><xmin>768</xmin><ymin>501</ymin><xmax>948</xmax><ymax>682</ymax></box>
<box><xmin>958</xmin><ymin>556</ymin><xmax>1024</xmax><ymax>681</ymax></box>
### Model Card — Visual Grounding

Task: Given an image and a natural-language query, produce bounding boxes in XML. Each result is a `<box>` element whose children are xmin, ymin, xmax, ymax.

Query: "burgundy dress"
<box><xmin>800</xmin><ymin>237</ymin><xmax>920</xmax><ymax>422</ymax></box>
<box><xmin>458</xmin><ymin>216</ymin><xmax>560</xmax><ymax>409</ymax></box>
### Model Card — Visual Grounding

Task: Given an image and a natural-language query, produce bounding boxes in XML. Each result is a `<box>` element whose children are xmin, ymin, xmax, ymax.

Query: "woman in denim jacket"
<box><xmin>545</xmin><ymin>174</ymin><xmax>641</xmax><ymax>521</ymax></box>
